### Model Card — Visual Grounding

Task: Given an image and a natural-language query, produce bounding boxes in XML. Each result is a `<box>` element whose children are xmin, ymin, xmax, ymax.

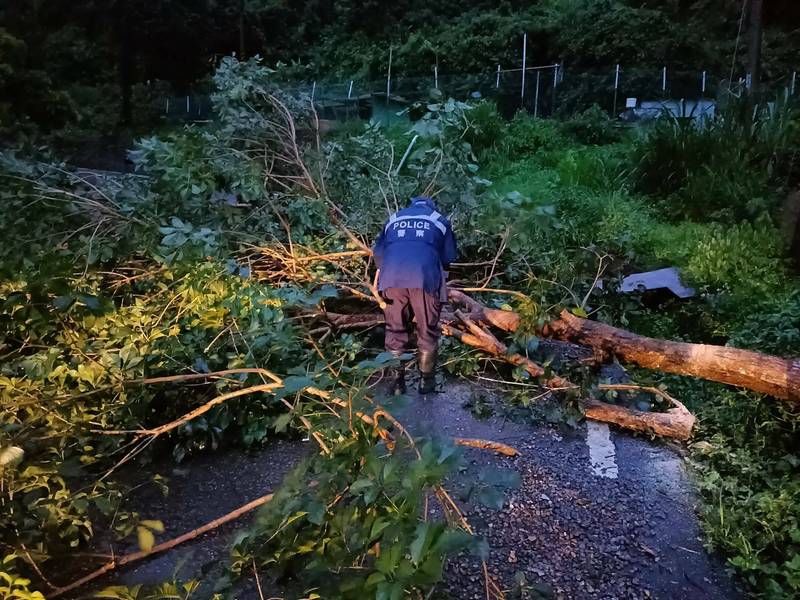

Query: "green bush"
<box><xmin>560</xmin><ymin>104</ymin><xmax>622</xmax><ymax>146</ymax></box>
<box><xmin>727</xmin><ymin>289</ymin><xmax>800</xmax><ymax>356</ymax></box>
<box><xmin>683</xmin><ymin>221</ymin><xmax>786</xmax><ymax>297</ymax></box>
<box><xmin>684</xmin><ymin>381</ymin><xmax>800</xmax><ymax>599</ymax></box>
<box><xmin>559</xmin><ymin>188</ymin><xmax>654</xmax><ymax>249</ymax></box>
<box><xmin>462</xmin><ymin>100</ymin><xmax>505</xmax><ymax>157</ymax></box>
<box><xmin>634</xmin><ymin>104</ymin><xmax>799</xmax><ymax>221</ymax></box>
<box><xmin>555</xmin><ymin>144</ymin><xmax>629</xmax><ymax>191</ymax></box>
<box><xmin>502</xmin><ymin>112</ymin><xmax>568</xmax><ymax>158</ymax></box>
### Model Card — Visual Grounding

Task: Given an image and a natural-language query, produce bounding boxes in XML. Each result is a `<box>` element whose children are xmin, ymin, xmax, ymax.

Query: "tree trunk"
<box><xmin>547</xmin><ymin>309</ymin><xmax>800</xmax><ymax>403</ymax></box>
<box><xmin>324</xmin><ymin>291</ymin><xmax>800</xmax><ymax>403</ymax></box>
<box><xmin>320</xmin><ymin>310</ymin><xmax>696</xmax><ymax>440</ymax></box>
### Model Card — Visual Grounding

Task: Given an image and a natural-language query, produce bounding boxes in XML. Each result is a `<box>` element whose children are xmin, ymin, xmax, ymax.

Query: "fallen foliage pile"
<box><xmin>2</xmin><ymin>56</ymin><xmax>798</xmax><ymax>599</ymax></box>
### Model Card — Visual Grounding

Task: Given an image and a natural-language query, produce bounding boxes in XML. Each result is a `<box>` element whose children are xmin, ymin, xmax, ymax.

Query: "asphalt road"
<box><xmin>84</xmin><ymin>379</ymin><xmax>739</xmax><ymax>600</ymax></box>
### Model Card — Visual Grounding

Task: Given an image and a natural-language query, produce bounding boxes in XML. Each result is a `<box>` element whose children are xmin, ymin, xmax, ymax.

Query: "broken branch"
<box><xmin>50</xmin><ymin>493</ymin><xmax>275</xmax><ymax>598</ymax></box>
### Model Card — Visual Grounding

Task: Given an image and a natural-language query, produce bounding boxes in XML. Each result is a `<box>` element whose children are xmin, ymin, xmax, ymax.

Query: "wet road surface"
<box><xmin>91</xmin><ymin>379</ymin><xmax>739</xmax><ymax>600</ymax></box>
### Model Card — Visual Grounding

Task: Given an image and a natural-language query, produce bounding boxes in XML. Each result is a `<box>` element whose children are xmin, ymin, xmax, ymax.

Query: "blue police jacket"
<box><xmin>372</xmin><ymin>197</ymin><xmax>458</xmax><ymax>296</ymax></box>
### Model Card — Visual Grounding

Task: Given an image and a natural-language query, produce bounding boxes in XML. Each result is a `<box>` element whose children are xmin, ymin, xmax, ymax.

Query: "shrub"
<box><xmin>560</xmin><ymin>104</ymin><xmax>622</xmax><ymax>146</ymax></box>
<box><xmin>462</xmin><ymin>100</ymin><xmax>505</xmax><ymax>157</ymax></box>
<box><xmin>633</xmin><ymin>104</ymin><xmax>799</xmax><ymax>221</ymax></box>
<box><xmin>555</xmin><ymin>144</ymin><xmax>629</xmax><ymax>191</ymax></box>
<box><xmin>727</xmin><ymin>289</ymin><xmax>800</xmax><ymax>356</ymax></box>
<box><xmin>683</xmin><ymin>220</ymin><xmax>786</xmax><ymax>297</ymax></box>
<box><xmin>502</xmin><ymin>112</ymin><xmax>568</xmax><ymax>157</ymax></box>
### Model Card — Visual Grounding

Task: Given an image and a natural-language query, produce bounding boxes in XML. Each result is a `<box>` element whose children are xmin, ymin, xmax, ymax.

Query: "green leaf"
<box><xmin>137</xmin><ymin>526</ymin><xmax>155</xmax><ymax>552</ymax></box>
<box><xmin>370</xmin><ymin>517</ymin><xmax>390</xmax><ymax>540</ymax></box>
<box><xmin>274</xmin><ymin>412</ymin><xmax>293</xmax><ymax>433</ymax></box>
<box><xmin>376</xmin><ymin>543</ymin><xmax>403</xmax><ymax>575</ymax></box>
<box><xmin>365</xmin><ymin>572</ymin><xmax>386</xmax><ymax>588</ymax></box>
<box><xmin>571</xmin><ymin>306</ymin><xmax>589</xmax><ymax>318</ymax></box>
<box><xmin>376</xmin><ymin>581</ymin><xmax>404</xmax><ymax>600</ymax></box>
<box><xmin>281</xmin><ymin>376</ymin><xmax>314</xmax><ymax>394</ymax></box>
<box><xmin>349</xmin><ymin>478</ymin><xmax>375</xmax><ymax>493</ymax></box>
<box><xmin>479</xmin><ymin>467</ymin><xmax>521</xmax><ymax>489</ymax></box>
<box><xmin>140</xmin><ymin>519</ymin><xmax>165</xmax><ymax>533</ymax></box>
<box><xmin>409</xmin><ymin>522</ymin><xmax>431</xmax><ymax>565</ymax></box>
<box><xmin>161</xmin><ymin>231</ymin><xmax>188</xmax><ymax>247</ymax></box>
<box><xmin>437</xmin><ymin>442</ymin><xmax>457</xmax><ymax>464</ymax></box>
<box><xmin>476</xmin><ymin>487</ymin><xmax>505</xmax><ymax>510</ymax></box>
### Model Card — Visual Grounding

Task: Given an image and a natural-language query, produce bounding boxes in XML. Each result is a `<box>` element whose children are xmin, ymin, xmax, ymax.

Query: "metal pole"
<box><xmin>348</xmin><ymin>80</ymin><xmax>354</xmax><ymax>99</ymax></box>
<box><xmin>520</xmin><ymin>33</ymin><xmax>527</xmax><ymax>103</ymax></box>
<box><xmin>662</xmin><ymin>67</ymin><xmax>667</xmax><ymax>92</ymax></box>
<box><xmin>386</xmin><ymin>46</ymin><xmax>393</xmax><ymax>103</ymax></box>
<box><xmin>186</xmin><ymin>96</ymin><xmax>189</xmax><ymax>113</ymax></box>
<box><xmin>613</xmin><ymin>63</ymin><xmax>620</xmax><ymax>116</ymax></box>
<box><xmin>165</xmin><ymin>98</ymin><xmax>169</xmax><ymax>114</ymax></box>
<box><xmin>394</xmin><ymin>135</ymin><xmax>419</xmax><ymax>176</ymax></box>
<box><xmin>434</xmin><ymin>65</ymin><xmax>439</xmax><ymax>90</ymax></box>
<box><xmin>702</xmin><ymin>70</ymin><xmax>707</xmax><ymax>95</ymax></box>
<box><xmin>552</xmin><ymin>64</ymin><xmax>559</xmax><ymax>110</ymax></box>
<box><xmin>534</xmin><ymin>70</ymin><xmax>540</xmax><ymax>118</ymax></box>
<box><xmin>792</xmin><ymin>71</ymin><xmax>797</xmax><ymax>95</ymax></box>
<box><xmin>496</xmin><ymin>64</ymin><xmax>501</xmax><ymax>89</ymax></box>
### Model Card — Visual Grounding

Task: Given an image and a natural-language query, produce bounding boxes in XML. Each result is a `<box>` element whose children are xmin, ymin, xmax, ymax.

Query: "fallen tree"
<box><xmin>446</xmin><ymin>290</ymin><xmax>800</xmax><ymax>404</ymax></box>
<box><xmin>545</xmin><ymin>310</ymin><xmax>800</xmax><ymax>404</ymax></box>
<box><xmin>320</xmin><ymin>305</ymin><xmax>697</xmax><ymax>440</ymax></box>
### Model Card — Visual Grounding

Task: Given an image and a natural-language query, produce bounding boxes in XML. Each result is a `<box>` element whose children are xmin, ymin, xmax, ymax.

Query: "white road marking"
<box><xmin>586</xmin><ymin>421</ymin><xmax>619</xmax><ymax>479</ymax></box>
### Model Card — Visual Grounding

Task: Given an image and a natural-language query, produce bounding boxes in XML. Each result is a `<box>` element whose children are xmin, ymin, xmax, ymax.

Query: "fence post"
<box><xmin>520</xmin><ymin>33</ymin><xmax>528</xmax><ymax>104</ymax></box>
<box><xmin>496</xmin><ymin>64</ymin><xmax>501</xmax><ymax>89</ymax></box>
<box><xmin>348</xmin><ymin>80</ymin><xmax>354</xmax><ymax>99</ymax></box>
<box><xmin>662</xmin><ymin>67</ymin><xmax>667</xmax><ymax>92</ymax></box>
<box><xmin>552</xmin><ymin>63</ymin><xmax>560</xmax><ymax>111</ymax></box>
<box><xmin>186</xmin><ymin>96</ymin><xmax>190</xmax><ymax>113</ymax></box>
<box><xmin>702</xmin><ymin>70</ymin><xmax>707</xmax><ymax>95</ymax></box>
<box><xmin>791</xmin><ymin>71</ymin><xmax>796</xmax><ymax>96</ymax></box>
<box><xmin>165</xmin><ymin>98</ymin><xmax>169</xmax><ymax>115</ymax></box>
<box><xmin>534</xmin><ymin>70</ymin><xmax>541</xmax><ymax>118</ymax></box>
<box><xmin>386</xmin><ymin>46</ymin><xmax>393</xmax><ymax>104</ymax></box>
<box><xmin>613</xmin><ymin>63</ymin><xmax>620</xmax><ymax>116</ymax></box>
<box><xmin>434</xmin><ymin>64</ymin><xmax>439</xmax><ymax>90</ymax></box>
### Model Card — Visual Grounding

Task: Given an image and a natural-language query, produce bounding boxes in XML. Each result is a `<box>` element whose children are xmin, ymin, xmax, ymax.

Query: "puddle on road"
<box><xmin>585</xmin><ymin>420</ymin><xmax>619</xmax><ymax>479</ymax></box>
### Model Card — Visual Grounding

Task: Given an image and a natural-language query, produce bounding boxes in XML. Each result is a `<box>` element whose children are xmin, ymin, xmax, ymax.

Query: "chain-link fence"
<box><xmin>161</xmin><ymin>63</ymin><xmax>799</xmax><ymax>125</ymax></box>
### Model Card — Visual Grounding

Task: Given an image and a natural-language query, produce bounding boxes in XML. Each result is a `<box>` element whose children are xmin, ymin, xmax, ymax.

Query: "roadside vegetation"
<box><xmin>1</xmin><ymin>54</ymin><xmax>800</xmax><ymax>599</ymax></box>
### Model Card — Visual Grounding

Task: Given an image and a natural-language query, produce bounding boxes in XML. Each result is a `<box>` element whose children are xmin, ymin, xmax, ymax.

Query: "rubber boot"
<box><xmin>418</xmin><ymin>349</ymin><xmax>437</xmax><ymax>395</ymax></box>
<box><xmin>389</xmin><ymin>351</ymin><xmax>406</xmax><ymax>396</ymax></box>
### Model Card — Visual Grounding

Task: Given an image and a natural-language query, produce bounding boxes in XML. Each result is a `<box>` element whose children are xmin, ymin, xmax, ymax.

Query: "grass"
<box><xmin>479</xmin><ymin>107</ymin><xmax>800</xmax><ymax>598</ymax></box>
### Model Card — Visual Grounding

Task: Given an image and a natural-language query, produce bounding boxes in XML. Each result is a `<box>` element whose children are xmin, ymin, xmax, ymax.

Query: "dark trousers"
<box><xmin>382</xmin><ymin>288</ymin><xmax>442</xmax><ymax>353</ymax></box>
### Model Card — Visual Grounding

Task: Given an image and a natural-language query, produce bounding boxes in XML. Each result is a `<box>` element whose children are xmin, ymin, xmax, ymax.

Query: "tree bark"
<box><xmin>318</xmin><ymin>309</ymin><xmax>696</xmax><ymax>439</ymax></box>
<box><xmin>547</xmin><ymin>309</ymin><xmax>800</xmax><ymax>404</ymax></box>
<box><xmin>324</xmin><ymin>289</ymin><xmax>800</xmax><ymax>404</ymax></box>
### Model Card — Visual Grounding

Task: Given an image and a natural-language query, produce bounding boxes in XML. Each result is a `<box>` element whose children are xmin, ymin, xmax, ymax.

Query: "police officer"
<box><xmin>372</xmin><ymin>196</ymin><xmax>458</xmax><ymax>394</ymax></box>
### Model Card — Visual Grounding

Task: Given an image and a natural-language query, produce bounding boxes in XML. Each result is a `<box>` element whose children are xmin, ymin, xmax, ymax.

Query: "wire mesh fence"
<box><xmin>160</xmin><ymin>63</ymin><xmax>800</xmax><ymax>125</ymax></box>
